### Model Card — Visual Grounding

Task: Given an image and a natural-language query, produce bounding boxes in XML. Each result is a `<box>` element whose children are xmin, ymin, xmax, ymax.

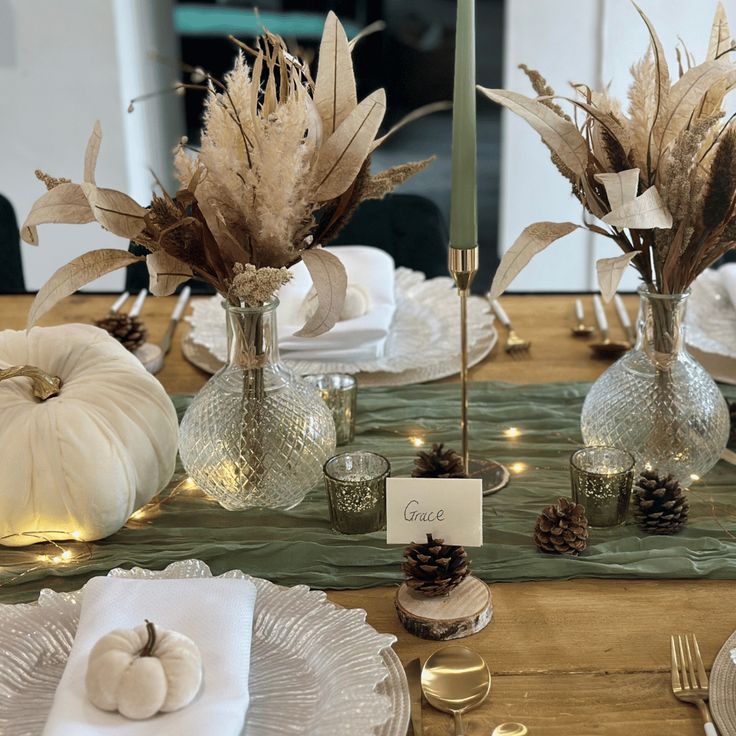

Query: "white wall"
<box><xmin>500</xmin><ymin>0</ymin><xmax>736</xmax><ymax>292</ymax></box>
<box><xmin>0</xmin><ymin>0</ymin><xmax>183</xmax><ymax>293</ymax></box>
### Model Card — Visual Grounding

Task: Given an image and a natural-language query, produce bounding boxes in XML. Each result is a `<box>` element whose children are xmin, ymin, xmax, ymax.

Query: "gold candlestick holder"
<box><xmin>449</xmin><ymin>246</ymin><xmax>509</xmax><ymax>495</ymax></box>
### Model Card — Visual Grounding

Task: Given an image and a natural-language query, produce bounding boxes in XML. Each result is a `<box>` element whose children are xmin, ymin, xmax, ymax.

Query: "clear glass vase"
<box><xmin>179</xmin><ymin>298</ymin><xmax>336</xmax><ymax>510</ymax></box>
<box><xmin>581</xmin><ymin>287</ymin><xmax>729</xmax><ymax>484</ymax></box>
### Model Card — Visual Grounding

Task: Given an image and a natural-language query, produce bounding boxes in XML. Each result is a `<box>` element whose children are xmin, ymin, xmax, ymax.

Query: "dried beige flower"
<box><xmin>229</xmin><ymin>263</ymin><xmax>293</xmax><ymax>306</ymax></box>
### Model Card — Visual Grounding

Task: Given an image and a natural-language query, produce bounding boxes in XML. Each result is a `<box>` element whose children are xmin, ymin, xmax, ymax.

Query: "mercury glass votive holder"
<box><xmin>570</xmin><ymin>446</ymin><xmax>635</xmax><ymax>527</ymax></box>
<box><xmin>323</xmin><ymin>451</ymin><xmax>390</xmax><ymax>534</ymax></box>
<box><xmin>304</xmin><ymin>373</ymin><xmax>357</xmax><ymax>445</ymax></box>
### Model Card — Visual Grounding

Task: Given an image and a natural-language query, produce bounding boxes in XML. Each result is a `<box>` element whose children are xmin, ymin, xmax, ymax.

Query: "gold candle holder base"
<box><xmin>449</xmin><ymin>246</ymin><xmax>509</xmax><ymax>495</ymax></box>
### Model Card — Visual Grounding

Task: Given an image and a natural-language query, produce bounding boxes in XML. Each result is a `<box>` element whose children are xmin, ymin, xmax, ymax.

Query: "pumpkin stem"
<box><xmin>140</xmin><ymin>619</ymin><xmax>157</xmax><ymax>657</ymax></box>
<box><xmin>0</xmin><ymin>365</ymin><xmax>61</xmax><ymax>401</ymax></box>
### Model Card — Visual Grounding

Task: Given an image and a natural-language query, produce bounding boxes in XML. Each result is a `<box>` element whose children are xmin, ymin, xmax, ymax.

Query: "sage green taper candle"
<box><xmin>449</xmin><ymin>0</ymin><xmax>477</xmax><ymax>250</ymax></box>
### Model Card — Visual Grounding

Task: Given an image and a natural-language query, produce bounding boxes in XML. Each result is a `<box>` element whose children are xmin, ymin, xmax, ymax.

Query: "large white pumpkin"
<box><xmin>0</xmin><ymin>324</ymin><xmax>178</xmax><ymax>547</ymax></box>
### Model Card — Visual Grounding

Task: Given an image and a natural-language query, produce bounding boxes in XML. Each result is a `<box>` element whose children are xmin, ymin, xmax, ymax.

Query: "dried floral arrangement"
<box><xmin>22</xmin><ymin>13</ymin><xmax>436</xmax><ymax>336</ymax></box>
<box><xmin>484</xmin><ymin>2</ymin><xmax>736</xmax><ymax>304</ymax></box>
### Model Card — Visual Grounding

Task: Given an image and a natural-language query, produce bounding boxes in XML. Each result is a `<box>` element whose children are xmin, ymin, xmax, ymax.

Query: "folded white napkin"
<box><xmin>278</xmin><ymin>245</ymin><xmax>396</xmax><ymax>361</ymax></box>
<box><xmin>719</xmin><ymin>263</ymin><xmax>736</xmax><ymax>309</ymax></box>
<box><xmin>43</xmin><ymin>576</ymin><xmax>257</xmax><ymax>736</ymax></box>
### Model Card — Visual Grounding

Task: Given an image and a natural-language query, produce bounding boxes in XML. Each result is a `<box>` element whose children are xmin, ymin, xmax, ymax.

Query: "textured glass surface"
<box><xmin>0</xmin><ymin>560</ymin><xmax>409</xmax><ymax>736</ymax></box>
<box><xmin>570</xmin><ymin>447</ymin><xmax>634</xmax><ymax>526</ymax></box>
<box><xmin>179</xmin><ymin>301</ymin><xmax>336</xmax><ymax>510</ymax></box>
<box><xmin>581</xmin><ymin>289</ymin><xmax>729</xmax><ymax>484</ymax></box>
<box><xmin>304</xmin><ymin>373</ymin><xmax>357</xmax><ymax>445</ymax></box>
<box><xmin>323</xmin><ymin>452</ymin><xmax>390</xmax><ymax>534</ymax></box>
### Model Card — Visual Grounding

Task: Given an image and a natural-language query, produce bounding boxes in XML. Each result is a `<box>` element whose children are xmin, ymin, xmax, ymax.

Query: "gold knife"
<box><xmin>404</xmin><ymin>657</ymin><xmax>423</xmax><ymax>736</ymax></box>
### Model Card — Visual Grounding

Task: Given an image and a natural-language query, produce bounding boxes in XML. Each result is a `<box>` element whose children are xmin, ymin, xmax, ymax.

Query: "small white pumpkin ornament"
<box><xmin>0</xmin><ymin>324</ymin><xmax>178</xmax><ymax>546</ymax></box>
<box><xmin>86</xmin><ymin>620</ymin><xmax>203</xmax><ymax>719</ymax></box>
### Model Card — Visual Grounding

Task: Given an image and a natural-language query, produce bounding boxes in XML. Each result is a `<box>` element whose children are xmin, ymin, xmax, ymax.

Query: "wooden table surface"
<box><xmin>1</xmin><ymin>292</ymin><xmax>731</xmax><ymax>736</ymax></box>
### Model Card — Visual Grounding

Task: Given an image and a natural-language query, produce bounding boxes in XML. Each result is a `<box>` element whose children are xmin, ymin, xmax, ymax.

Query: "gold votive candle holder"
<box><xmin>323</xmin><ymin>451</ymin><xmax>390</xmax><ymax>534</ymax></box>
<box><xmin>304</xmin><ymin>373</ymin><xmax>357</xmax><ymax>445</ymax></box>
<box><xmin>570</xmin><ymin>446</ymin><xmax>635</xmax><ymax>527</ymax></box>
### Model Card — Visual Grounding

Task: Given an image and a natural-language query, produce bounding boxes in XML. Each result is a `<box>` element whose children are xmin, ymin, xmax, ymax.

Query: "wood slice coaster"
<box><xmin>395</xmin><ymin>575</ymin><xmax>492</xmax><ymax>640</ymax></box>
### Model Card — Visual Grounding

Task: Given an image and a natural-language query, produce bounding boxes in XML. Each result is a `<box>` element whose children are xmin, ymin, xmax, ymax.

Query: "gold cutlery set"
<box><xmin>404</xmin><ymin>645</ymin><xmax>527</xmax><ymax>735</ymax></box>
<box><xmin>489</xmin><ymin>299</ymin><xmax>532</xmax><ymax>359</ymax></box>
<box><xmin>404</xmin><ymin>635</ymin><xmax>717</xmax><ymax>734</ymax></box>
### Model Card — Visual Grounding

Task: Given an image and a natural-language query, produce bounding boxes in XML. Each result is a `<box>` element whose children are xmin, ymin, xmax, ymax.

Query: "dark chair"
<box><xmin>330</xmin><ymin>194</ymin><xmax>449</xmax><ymax>278</ymax></box>
<box><xmin>125</xmin><ymin>193</ymin><xmax>448</xmax><ymax>291</ymax></box>
<box><xmin>0</xmin><ymin>195</ymin><xmax>26</xmax><ymax>294</ymax></box>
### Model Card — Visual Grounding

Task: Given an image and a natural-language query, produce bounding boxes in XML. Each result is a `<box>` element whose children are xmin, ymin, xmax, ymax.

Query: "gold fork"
<box><xmin>490</xmin><ymin>299</ymin><xmax>531</xmax><ymax>357</ymax></box>
<box><xmin>671</xmin><ymin>634</ymin><xmax>718</xmax><ymax>735</ymax></box>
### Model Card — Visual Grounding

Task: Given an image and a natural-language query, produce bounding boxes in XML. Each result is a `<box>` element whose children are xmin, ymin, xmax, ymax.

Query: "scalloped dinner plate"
<box><xmin>0</xmin><ymin>560</ymin><xmax>409</xmax><ymax>736</ymax></box>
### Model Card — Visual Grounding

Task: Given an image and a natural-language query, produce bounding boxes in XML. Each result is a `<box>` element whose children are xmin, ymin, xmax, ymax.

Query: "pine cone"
<box><xmin>534</xmin><ymin>497</ymin><xmax>589</xmax><ymax>555</ymax></box>
<box><xmin>729</xmin><ymin>401</ymin><xmax>736</xmax><ymax>445</ymax></box>
<box><xmin>402</xmin><ymin>533</ymin><xmax>470</xmax><ymax>597</ymax></box>
<box><xmin>95</xmin><ymin>313</ymin><xmax>148</xmax><ymax>352</ymax></box>
<box><xmin>633</xmin><ymin>471</ymin><xmax>689</xmax><ymax>535</ymax></box>
<box><xmin>412</xmin><ymin>443</ymin><xmax>467</xmax><ymax>479</ymax></box>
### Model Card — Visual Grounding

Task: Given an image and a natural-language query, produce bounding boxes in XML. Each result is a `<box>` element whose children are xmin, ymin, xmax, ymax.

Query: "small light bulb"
<box><xmin>71</xmin><ymin>530</ymin><xmax>81</xmax><ymax>539</ymax></box>
<box><xmin>51</xmin><ymin>555</ymin><xmax>62</xmax><ymax>564</ymax></box>
<box><xmin>510</xmin><ymin>462</ymin><xmax>528</xmax><ymax>474</ymax></box>
<box><xmin>61</xmin><ymin>549</ymin><xmax>72</xmax><ymax>560</ymax></box>
<box><xmin>409</xmin><ymin>436</ymin><xmax>425</xmax><ymax>448</ymax></box>
<box><xmin>690</xmin><ymin>474</ymin><xmax>700</xmax><ymax>482</ymax></box>
<box><xmin>503</xmin><ymin>427</ymin><xmax>521</xmax><ymax>439</ymax></box>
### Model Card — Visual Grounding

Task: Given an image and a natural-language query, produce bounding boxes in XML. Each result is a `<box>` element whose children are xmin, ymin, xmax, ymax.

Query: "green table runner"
<box><xmin>3</xmin><ymin>381</ymin><xmax>736</xmax><ymax>604</ymax></box>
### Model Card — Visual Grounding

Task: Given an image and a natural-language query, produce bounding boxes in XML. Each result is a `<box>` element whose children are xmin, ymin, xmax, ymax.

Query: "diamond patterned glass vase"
<box><xmin>581</xmin><ymin>288</ymin><xmax>729</xmax><ymax>484</ymax></box>
<box><xmin>179</xmin><ymin>299</ymin><xmax>336</xmax><ymax>510</ymax></box>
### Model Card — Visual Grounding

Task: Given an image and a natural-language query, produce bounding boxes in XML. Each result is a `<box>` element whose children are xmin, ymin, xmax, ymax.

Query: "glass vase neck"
<box><xmin>635</xmin><ymin>286</ymin><xmax>689</xmax><ymax>368</ymax></box>
<box><xmin>223</xmin><ymin>298</ymin><xmax>280</xmax><ymax>369</ymax></box>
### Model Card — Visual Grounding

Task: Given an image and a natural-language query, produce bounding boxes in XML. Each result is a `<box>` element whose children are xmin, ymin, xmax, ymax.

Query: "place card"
<box><xmin>385</xmin><ymin>478</ymin><xmax>483</xmax><ymax>547</ymax></box>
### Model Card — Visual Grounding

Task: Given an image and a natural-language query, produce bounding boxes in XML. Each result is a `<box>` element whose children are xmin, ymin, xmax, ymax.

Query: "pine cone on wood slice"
<box><xmin>533</xmin><ymin>497</ymin><xmax>589</xmax><ymax>555</ymax></box>
<box><xmin>633</xmin><ymin>470</ymin><xmax>689</xmax><ymax>535</ymax></box>
<box><xmin>402</xmin><ymin>533</ymin><xmax>470</xmax><ymax>597</ymax></box>
<box><xmin>95</xmin><ymin>313</ymin><xmax>148</xmax><ymax>352</ymax></box>
<box><xmin>412</xmin><ymin>443</ymin><xmax>467</xmax><ymax>479</ymax></box>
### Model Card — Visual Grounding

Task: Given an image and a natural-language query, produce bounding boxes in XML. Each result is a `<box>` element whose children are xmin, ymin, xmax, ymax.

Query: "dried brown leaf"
<box><xmin>312</xmin><ymin>89</ymin><xmax>386</xmax><ymax>202</ymax></box>
<box><xmin>313</xmin><ymin>11</ymin><xmax>357</xmax><ymax>135</ymax></box>
<box><xmin>594</xmin><ymin>169</ymin><xmax>640</xmax><ymax>211</ymax></box>
<box><xmin>84</xmin><ymin>120</ymin><xmax>102</xmax><ymax>184</ymax></box>
<box><xmin>489</xmin><ymin>222</ymin><xmax>579</xmax><ymax>300</ymax></box>
<box><xmin>146</xmin><ymin>251</ymin><xmax>193</xmax><ymax>296</ymax></box>
<box><xmin>596</xmin><ymin>252</ymin><xmax>638</xmax><ymax>302</ymax></box>
<box><xmin>708</xmin><ymin>3</ymin><xmax>732</xmax><ymax>60</ymax></box>
<box><xmin>21</xmin><ymin>183</ymin><xmax>95</xmax><ymax>244</ymax></box>
<box><xmin>654</xmin><ymin>60</ymin><xmax>736</xmax><ymax>155</ymax></box>
<box><xmin>478</xmin><ymin>87</ymin><xmax>588</xmax><ymax>180</ymax></box>
<box><xmin>601</xmin><ymin>185</ymin><xmax>673</xmax><ymax>229</ymax></box>
<box><xmin>27</xmin><ymin>249</ymin><xmax>143</xmax><ymax>327</ymax></box>
<box><xmin>81</xmin><ymin>183</ymin><xmax>147</xmax><ymax>239</ymax></box>
<box><xmin>294</xmin><ymin>248</ymin><xmax>347</xmax><ymax>337</ymax></box>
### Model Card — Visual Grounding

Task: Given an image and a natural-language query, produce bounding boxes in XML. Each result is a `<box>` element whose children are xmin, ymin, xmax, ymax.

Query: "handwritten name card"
<box><xmin>385</xmin><ymin>477</ymin><xmax>483</xmax><ymax>547</ymax></box>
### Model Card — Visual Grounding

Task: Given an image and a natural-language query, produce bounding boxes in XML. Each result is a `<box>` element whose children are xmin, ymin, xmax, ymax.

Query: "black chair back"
<box><xmin>0</xmin><ymin>195</ymin><xmax>26</xmax><ymax>294</ymax></box>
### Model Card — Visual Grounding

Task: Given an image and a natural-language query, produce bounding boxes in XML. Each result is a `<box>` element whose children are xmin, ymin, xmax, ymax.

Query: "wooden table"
<box><xmin>0</xmin><ymin>292</ymin><xmax>729</xmax><ymax>735</ymax></box>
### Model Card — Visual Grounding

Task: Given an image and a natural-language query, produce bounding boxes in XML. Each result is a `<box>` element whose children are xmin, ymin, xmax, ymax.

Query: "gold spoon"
<box><xmin>421</xmin><ymin>644</ymin><xmax>491</xmax><ymax>736</ymax></box>
<box><xmin>589</xmin><ymin>295</ymin><xmax>629</xmax><ymax>359</ymax></box>
<box><xmin>492</xmin><ymin>724</ymin><xmax>528</xmax><ymax>735</ymax></box>
<box><xmin>571</xmin><ymin>298</ymin><xmax>595</xmax><ymax>337</ymax></box>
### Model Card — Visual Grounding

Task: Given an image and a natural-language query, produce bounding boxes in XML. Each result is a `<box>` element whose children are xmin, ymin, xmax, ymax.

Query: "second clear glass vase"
<box><xmin>179</xmin><ymin>298</ymin><xmax>336</xmax><ymax>510</ymax></box>
<box><xmin>581</xmin><ymin>287</ymin><xmax>729</xmax><ymax>484</ymax></box>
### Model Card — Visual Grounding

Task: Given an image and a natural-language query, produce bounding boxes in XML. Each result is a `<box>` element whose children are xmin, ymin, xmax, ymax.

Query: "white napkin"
<box><xmin>43</xmin><ymin>576</ymin><xmax>257</xmax><ymax>736</ymax></box>
<box><xmin>278</xmin><ymin>245</ymin><xmax>396</xmax><ymax>361</ymax></box>
<box><xmin>720</xmin><ymin>263</ymin><xmax>736</xmax><ymax>309</ymax></box>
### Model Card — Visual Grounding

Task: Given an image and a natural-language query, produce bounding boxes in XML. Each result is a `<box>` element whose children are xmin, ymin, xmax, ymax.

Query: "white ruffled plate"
<box><xmin>0</xmin><ymin>560</ymin><xmax>409</xmax><ymax>736</ymax></box>
<box><xmin>685</xmin><ymin>269</ymin><xmax>736</xmax><ymax>384</ymax></box>
<box><xmin>183</xmin><ymin>268</ymin><xmax>496</xmax><ymax>387</ymax></box>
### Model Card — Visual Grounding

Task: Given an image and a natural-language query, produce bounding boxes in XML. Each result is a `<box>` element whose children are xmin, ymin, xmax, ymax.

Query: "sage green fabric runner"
<box><xmin>3</xmin><ymin>381</ymin><xmax>736</xmax><ymax>604</ymax></box>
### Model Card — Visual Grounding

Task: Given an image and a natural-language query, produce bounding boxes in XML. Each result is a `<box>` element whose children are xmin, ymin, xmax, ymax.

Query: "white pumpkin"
<box><xmin>86</xmin><ymin>620</ymin><xmax>203</xmax><ymax>720</ymax></box>
<box><xmin>0</xmin><ymin>324</ymin><xmax>178</xmax><ymax>546</ymax></box>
